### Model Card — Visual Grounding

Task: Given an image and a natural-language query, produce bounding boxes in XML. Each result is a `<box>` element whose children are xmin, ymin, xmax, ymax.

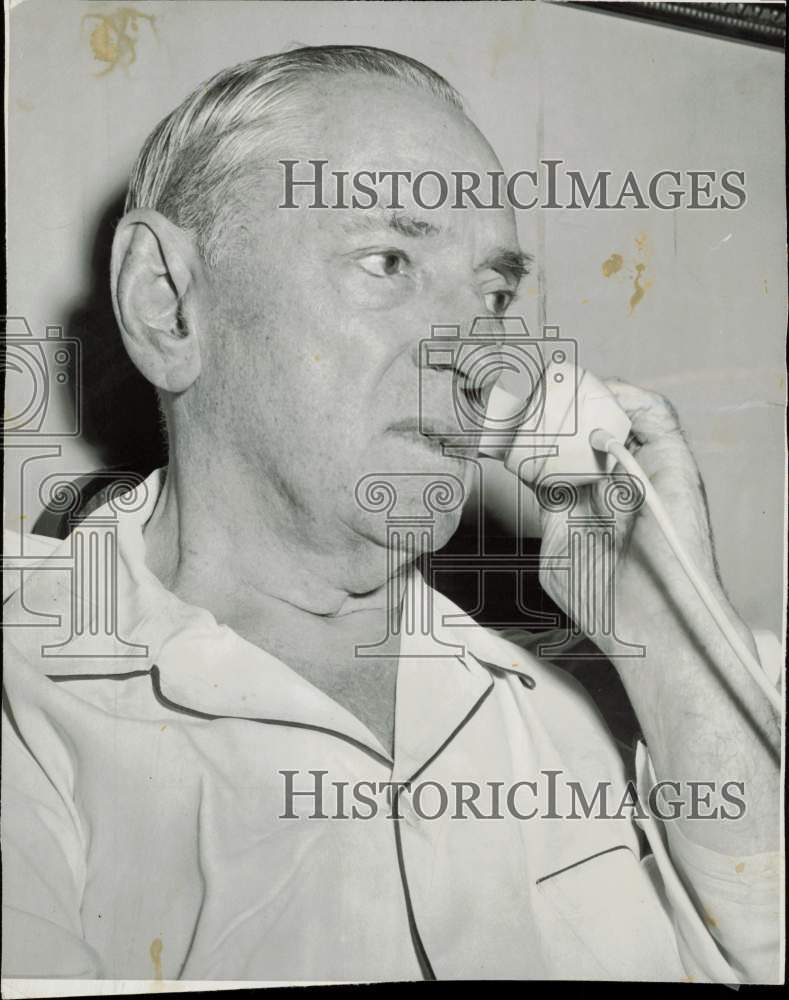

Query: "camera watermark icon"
<box><xmin>1</xmin><ymin>317</ymin><xmax>81</xmax><ymax>437</ymax></box>
<box><xmin>418</xmin><ymin>317</ymin><xmax>578</xmax><ymax>456</ymax></box>
<box><xmin>404</xmin><ymin>316</ymin><xmax>646</xmax><ymax>658</ymax></box>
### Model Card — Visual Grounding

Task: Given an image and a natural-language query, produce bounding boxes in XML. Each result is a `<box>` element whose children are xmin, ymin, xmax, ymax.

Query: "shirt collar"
<box><xmin>26</xmin><ymin>467</ymin><xmax>538</xmax><ymax>769</ymax></box>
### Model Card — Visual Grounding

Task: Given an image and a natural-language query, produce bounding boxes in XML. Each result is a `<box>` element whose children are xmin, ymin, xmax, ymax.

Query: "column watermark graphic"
<box><xmin>354</xmin><ymin>472</ymin><xmax>466</xmax><ymax>658</ymax></box>
<box><xmin>533</xmin><ymin>473</ymin><xmax>646</xmax><ymax>659</ymax></box>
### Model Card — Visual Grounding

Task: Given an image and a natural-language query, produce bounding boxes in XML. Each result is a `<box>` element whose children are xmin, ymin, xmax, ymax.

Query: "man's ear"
<box><xmin>111</xmin><ymin>209</ymin><xmax>204</xmax><ymax>393</ymax></box>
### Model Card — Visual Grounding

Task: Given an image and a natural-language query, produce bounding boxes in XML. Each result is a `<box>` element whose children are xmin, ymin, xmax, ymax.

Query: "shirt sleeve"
<box><xmin>2</xmin><ymin>528</ymin><xmax>63</xmax><ymax>601</ymax></box>
<box><xmin>507</xmin><ymin>622</ymin><xmax>783</xmax><ymax>983</ymax></box>
<box><xmin>1</xmin><ymin>685</ymin><xmax>104</xmax><ymax>978</ymax></box>
<box><xmin>633</xmin><ymin>741</ymin><xmax>783</xmax><ymax>985</ymax></box>
<box><xmin>752</xmin><ymin>629</ymin><xmax>784</xmax><ymax>690</ymax></box>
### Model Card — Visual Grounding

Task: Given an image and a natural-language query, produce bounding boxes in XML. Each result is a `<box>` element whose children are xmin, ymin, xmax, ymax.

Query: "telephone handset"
<box><xmin>477</xmin><ymin>362</ymin><xmax>782</xmax><ymax>714</ymax></box>
<box><xmin>477</xmin><ymin>363</ymin><xmax>632</xmax><ymax>485</ymax></box>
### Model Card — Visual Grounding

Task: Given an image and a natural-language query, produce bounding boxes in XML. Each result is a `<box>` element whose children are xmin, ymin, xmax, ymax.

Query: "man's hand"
<box><xmin>536</xmin><ymin>377</ymin><xmax>780</xmax><ymax>855</ymax></box>
<box><xmin>539</xmin><ymin>378</ymin><xmax>722</xmax><ymax>631</ymax></box>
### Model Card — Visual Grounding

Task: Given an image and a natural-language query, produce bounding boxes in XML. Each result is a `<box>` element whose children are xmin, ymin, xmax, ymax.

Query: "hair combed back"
<box><xmin>125</xmin><ymin>45</ymin><xmax>464</xmax><ymax>261</ymax></box>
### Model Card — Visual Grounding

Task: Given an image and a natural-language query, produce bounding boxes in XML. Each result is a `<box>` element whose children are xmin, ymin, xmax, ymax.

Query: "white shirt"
<box><xmin>1</xmin><ymin>469</ymin><xmax>783</xmax><ymax>982</ymax></box>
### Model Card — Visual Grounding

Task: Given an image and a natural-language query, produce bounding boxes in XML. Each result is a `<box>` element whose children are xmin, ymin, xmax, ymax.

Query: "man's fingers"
<box><xmin>601</xmin><ymin>376</ymin><xmax>682</xmax><ymax>444</ymax></box>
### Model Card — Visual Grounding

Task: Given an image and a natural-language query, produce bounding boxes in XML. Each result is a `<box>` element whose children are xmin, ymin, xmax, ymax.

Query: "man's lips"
<box><xmin>387</xmin><ymin>417</ymin><xmax>477</xmax><ymax>448</ymax></box>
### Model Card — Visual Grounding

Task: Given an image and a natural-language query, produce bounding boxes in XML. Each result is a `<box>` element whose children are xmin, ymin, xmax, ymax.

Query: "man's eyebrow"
<box><xmin>340</xmin><ymin>213</ymin><xmax>531</xmax><ymax>282</ymax></box>
<box><xmin>341</xmin><ymin>210</ymin><xmax>441</xmax><ymax>238</ymax></box>
<box><xmin>479</xmin><ymin>248</ymin><xmax>533</xmax><ymax>285</ymax></box>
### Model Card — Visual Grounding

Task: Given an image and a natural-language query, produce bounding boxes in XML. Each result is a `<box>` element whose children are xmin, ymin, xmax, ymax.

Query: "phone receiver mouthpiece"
<box><xmin>478</xmin><ymin>369</ymin><xmax>631</xmax><ymax>486</ymax></box>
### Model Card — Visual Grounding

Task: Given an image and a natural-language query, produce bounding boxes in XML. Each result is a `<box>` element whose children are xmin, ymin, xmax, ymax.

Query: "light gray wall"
<box><xmin>5</xmin><ymin>0</ymin><xmax>786</xmax><ymax>632</ymax></box>
<box><xmin>538</xmin><ymin>3</ymin><xmax>786</xmax><ymax>633</ymax></box>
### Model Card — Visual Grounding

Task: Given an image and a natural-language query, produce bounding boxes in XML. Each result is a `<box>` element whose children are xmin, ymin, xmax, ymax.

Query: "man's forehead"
<box><xmin>247</xmin><ymin>73</ymin><xmax>519</xmax><ymax>251</ymax></box>
<box><xmin>306</xmin><ymin>73</ymin><xmax>500</xmax><ymax>171</ymax></box>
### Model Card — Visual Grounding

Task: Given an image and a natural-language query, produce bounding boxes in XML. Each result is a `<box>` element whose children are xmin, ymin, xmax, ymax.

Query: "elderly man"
<box><xmin>2</xmin><ymin>45</ymin><xmax>782</xmax><ymax>983</ymax></box>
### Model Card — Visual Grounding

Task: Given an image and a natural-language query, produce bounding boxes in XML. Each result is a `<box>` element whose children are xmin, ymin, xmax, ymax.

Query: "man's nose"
<box><xmin>416</xmin><ymin>321</ymin><xmax>507</xmax><ymax>418</ymax></box>
<box><xmin>410</xmin><ymin>301</ymin><xmax>504</xmax><ymax>369</ymax></box>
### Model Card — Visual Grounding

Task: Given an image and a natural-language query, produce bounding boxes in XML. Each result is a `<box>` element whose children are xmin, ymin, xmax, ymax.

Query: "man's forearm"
<box><xmin>605</xmin><ymin>576</ymin><xmax>780</xmax><ymax>856</ymax></box>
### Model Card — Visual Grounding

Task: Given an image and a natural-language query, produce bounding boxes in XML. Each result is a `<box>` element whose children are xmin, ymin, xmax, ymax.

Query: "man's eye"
<box><xmin>357</xmin><ymin>251</ymin><xmax>409</xmax><ymax>278</ymax></box>
<box><xmin>484</xmin><ymin>290</ymin><xmax>514</xmax><ymax>315</ymax></box>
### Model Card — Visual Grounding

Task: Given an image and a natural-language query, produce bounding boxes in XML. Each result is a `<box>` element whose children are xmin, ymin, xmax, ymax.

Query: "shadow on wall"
<box><xmin>66</xmin><ymin>186</ymin><xmax>167</xmax><ymax>476</ymax></box>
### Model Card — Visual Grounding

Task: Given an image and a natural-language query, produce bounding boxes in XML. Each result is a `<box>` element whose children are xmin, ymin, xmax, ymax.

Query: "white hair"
<box><xmin>125</xmin><ymin>45</ymin><xmax>464</xmax><ymax>263</ymax></box>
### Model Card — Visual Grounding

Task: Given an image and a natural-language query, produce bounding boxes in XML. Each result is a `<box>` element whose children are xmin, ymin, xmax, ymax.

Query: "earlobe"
<box><xmin>111</xmin><ymin>209</ymin><xmax>203</xmax><ymax>393</ymax></box>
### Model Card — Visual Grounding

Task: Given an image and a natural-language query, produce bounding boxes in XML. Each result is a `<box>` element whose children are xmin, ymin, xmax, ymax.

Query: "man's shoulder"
<box><xmin>465</xmin><ymin>620</ymin><xmax>637</xmax><ymax>762</ymax></box>
<box><xmin>4</xmin><ymin>528</ymin><xmax>75</xmax><ymax>668</ymax></box>
<box><xmin>430</xmin><ymin>586</ymin><xmax>607</xmax><ymax>711</ymax></box>
<box><xmin>465</xmin><ymin>619</ymin><xmax>595</xmax><ymax>694</ymax></box>
<box><xmin>3</xmin><ymin>528</ymin><xmax>64</xmax><ymax>599</ymax></box>
<box><xmin>3</xmin><ymin>524</ymin><xmax>152</xmax><ymax>681</ymax></box>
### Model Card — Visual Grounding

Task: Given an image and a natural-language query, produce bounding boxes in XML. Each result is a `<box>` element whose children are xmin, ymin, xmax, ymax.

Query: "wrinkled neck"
<box><xmin>140</xmin><ymin>451</ymin><xmax>406</xmax><ymax>633</ymax></box>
